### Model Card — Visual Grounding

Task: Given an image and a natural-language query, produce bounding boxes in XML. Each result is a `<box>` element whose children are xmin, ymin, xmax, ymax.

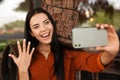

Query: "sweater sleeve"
<box><xmin>67</xmin><ymin>50</ymin><xmax>105</xmax><ymax>73</ymax></box>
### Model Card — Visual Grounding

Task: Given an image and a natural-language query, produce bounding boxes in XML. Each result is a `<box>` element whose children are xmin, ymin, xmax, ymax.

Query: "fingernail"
<box><xmin>101</xmin><ymin>25</ymin><xmax>104</xmax><ymax>29</ymax></box>
<box><xmin>33</xmin><ymin>47</ymin><xmax>35</xmax><ymax>50</ymax></box>
<box><xmin>23</xmin><ymin>39</ymin><xmax>26</xmax><ymax>42</ymax></box>
<box><xmin>28</xmin><ymin>41</ymin><xmax>31</xmax><ymax>44</ymax></box>
<box><xmin>17</xmin><ymin>41</ymin><xmax>19</xmax><ymax>44</ymax></box>
<box><xmin>8</xmin><ymin>54</ymin><xmax>11</xmax><ymax>57</ymax></box>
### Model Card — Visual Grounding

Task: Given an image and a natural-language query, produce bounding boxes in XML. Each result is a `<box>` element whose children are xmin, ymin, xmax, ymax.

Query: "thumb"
<box><xmin>96</xmin><ymin>46</ymin><xmax>105</xmax><ymax>51</ymax></box>
<box><xmin>8</xmin><ymin>54</ymin><xmax>17</xmax><ymax>62</ymax></box>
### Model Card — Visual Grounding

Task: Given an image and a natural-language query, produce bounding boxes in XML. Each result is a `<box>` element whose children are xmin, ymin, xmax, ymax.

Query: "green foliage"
<box><xmin>0</xmin><ymin>42</ymin><xmax>7</xmax><ymax>52</ymax></box>
<box><xmin>0</xmin><ymin>40</ymin><xmax>12</xmax><ymax>52</ymax></box>
<box><xmin>113</xmin><ymin>11</ymin><xmax>120</xmax><ymax>30</ymax></box>
<box><xmin>0</xmin><ymin>39</ymin><xmax>21</xmax><ymax>52</ymax></box>
<box><xmin>90</xmin><ymin>10</ymin><xmax>111</xmax><ymax>25</ymax></box>
<box><xmin>0</xmin><ymin>20</ymin><xmax>24</xmax><ymax>52</ymax></box>
<box><xmin>0</xmin><ymin>20</ymin><xmax>24</xmax><ymax>30</ymax></box>
<box><xmin>15</xmin><ymin>2</ymin><xmax>28</xmax><ymax>11</ymax></box>
<box><xmin>89</xmin><ymin>10</ymin><xmax>120</xmax><ymax>30</ymax></box>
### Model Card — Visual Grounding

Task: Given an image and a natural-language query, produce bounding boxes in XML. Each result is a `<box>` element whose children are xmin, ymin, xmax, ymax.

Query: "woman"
<box><xmin>8</xmin><ymin>8</ymin><xmax>119</xmax><ymax>80</ymax></box>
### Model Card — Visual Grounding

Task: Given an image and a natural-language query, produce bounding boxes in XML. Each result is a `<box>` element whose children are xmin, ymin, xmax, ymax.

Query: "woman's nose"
<box><xmin>40</xmin><ymin>25</ymin><xmax>46</xmax><ymax>32</ymax></box>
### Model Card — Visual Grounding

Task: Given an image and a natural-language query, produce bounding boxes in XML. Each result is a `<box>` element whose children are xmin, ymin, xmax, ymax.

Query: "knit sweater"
<box><xmin>29</xmin><ymin>49</ymin><xmax>104</xmax><ymax>80</ymax></box>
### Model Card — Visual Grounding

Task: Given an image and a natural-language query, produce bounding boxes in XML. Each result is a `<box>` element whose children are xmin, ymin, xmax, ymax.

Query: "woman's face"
<box><xmin>30</xmin><ymin>13</ymin><xmax>53</xmax><ymax>44</ymax></box>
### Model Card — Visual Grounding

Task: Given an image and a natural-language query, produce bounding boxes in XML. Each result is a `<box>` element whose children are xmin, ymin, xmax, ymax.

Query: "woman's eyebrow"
<box><xmin>31</xmin><ymin>19</ymin><xmax>49</xmax><ymax>27</ymax></box>
<box><xmin>32</xmin><ymin>24</ymin><xmax>39</xmax><ymax>27</ymax></box>
<box><xmin>43</xmin><ymin>18</ymin><xmax>49</xmax><ymax>23</ymax></box>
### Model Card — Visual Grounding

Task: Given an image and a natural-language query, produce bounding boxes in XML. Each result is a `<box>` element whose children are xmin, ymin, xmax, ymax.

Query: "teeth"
<box><xmin>41</xmin><ymin>33</ymin><xmax>49</xmax><ymax>37</ymax></box>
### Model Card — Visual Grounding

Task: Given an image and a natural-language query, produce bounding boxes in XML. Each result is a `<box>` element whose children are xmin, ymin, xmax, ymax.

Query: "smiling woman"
<box><xmin>1</xmin><ymin>0</ymin><xmax>120</xmax><ymax>80</ymax></box>
<box><xmin>1</xmin><ymin>7</ymin><xmax>119</xmax><ymax>80</ymax></box>
<box><xmin>28</xmin><ymin>0</ymin><xmax>120</xmax><ymax>48</ymax></box>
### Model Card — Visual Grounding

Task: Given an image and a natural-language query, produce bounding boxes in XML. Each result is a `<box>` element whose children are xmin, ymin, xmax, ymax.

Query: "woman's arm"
<box><xmin>9</xmin><ymin>39</ymin><xmax>35</xmax><ymax>80</ymax></box>
<box><xmin>18</xmin><ymin>70</ymin><xmax>29</xmax><ymax>80</ymax></box>
<box><xmin>96</xmin><ymin>24</ymin><xmax>119</xmax><ymax>66</ymax></box>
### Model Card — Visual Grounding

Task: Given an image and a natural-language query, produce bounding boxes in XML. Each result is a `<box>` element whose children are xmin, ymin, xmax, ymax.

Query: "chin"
<box><xmin>42</xmin><ymin>40</ymin><xmax>52</xmax><ymax>44</ymax></box>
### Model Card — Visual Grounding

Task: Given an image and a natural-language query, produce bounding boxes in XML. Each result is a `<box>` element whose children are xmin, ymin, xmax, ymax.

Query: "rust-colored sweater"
<box><xmin>29</xmin><ymin>49</ymin><xmax>104</xmax><ymax>80</ymax></box>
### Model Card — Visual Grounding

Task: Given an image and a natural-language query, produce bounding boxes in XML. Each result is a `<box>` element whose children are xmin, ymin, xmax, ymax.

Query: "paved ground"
<box><xmin>0</xmin><ymin>32</ymin><xmax>24</xmax><ymax>40</ymax></box>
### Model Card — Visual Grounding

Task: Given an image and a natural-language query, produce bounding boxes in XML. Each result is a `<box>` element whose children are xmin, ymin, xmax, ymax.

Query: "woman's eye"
<box><xmin>33</xmin><ymin>26</ymin><xmax>39</xmax><ymax>29</ymax></box>
<box><xmin>45</xmin><ymin>21</ymin><xmax>50</xmax><ymax>24</ymax></box>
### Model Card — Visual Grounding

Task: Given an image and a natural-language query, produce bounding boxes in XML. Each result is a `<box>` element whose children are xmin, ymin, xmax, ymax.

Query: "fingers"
<box><xmin>23</xmin><ymin>39</ymin><xmax>26</xmax><ymax>53</ymax></box>
<box><xmin>96</xmin><ymin>24</ymin><xmax>114</xmax><ymax>30</ymax></box>
<box><xmin>17</xmin><ymin>41</ymin><xmax>22</xmax><ymax>55</ymax></box>
<box><xmin>17</xmin><ymin>39</ymin><xmax>34</xmax><ymax>55</ymax></box>
<box><xmin>96</xmin><ymin>46</ymin><xmax>105</xmax><ymax>51</ymax></box>
<box><xmin>27</xmin><ymin>41</ymin><xmax>35</xmax><ymax>56</ymax></box>
<box><xmin>30</xmin><ymin>47</ymin><xmax>35</xmax><ymax>57</ymax></box>
<box><xmin>96</xmin><ymin>24</ymin><xmax>116</xmax><ymax>34</ymax></box>
<box><xmin>96</xmin><ymin>24</ymin><xmax>109</xmax><ymax>29</ymax></box>
<box><xmin>8</xmin><ymin>54</ymin><xmax>17</xmax><ymax>62</ymax></box>
<box><xmin>27</xmin><ymin>42</ymin><xmax>31</xmax><ymax>54</ymax></box>
<box><xmin>9</xmin><ymin>39</ymin><xmax>35</xmax><ymax>69</ymax></box>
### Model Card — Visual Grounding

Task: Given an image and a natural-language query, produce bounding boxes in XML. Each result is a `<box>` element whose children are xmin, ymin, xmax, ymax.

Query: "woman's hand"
<box><xmin>96</xmin><ymin>24</ymin><xmax>119</xmax><ymax>65</ymax></box>
<box><xmin>9</xmin><ymin>39</ymin><xmax>35</xmax><ymax>72</ymax></box>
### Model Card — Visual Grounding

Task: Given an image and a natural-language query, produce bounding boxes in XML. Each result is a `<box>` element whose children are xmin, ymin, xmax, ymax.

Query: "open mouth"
<box><xmin>41</xmin><ymin>32</ymin><xmax>50</xmax><ymax>38</ymax></box>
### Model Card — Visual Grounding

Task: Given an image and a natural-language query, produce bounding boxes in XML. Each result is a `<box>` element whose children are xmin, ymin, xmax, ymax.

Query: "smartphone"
<box><xmin>72</xmin><ymin>27</ymin><xmax>108</xmax><ymax>48</ymax></box>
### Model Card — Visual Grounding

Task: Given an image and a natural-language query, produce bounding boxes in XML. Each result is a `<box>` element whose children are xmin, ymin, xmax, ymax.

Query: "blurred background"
<box><xmin>0</xmin><ymin>0</ymin><xmax>120</xmax><ymax>80</ymax></box>
<box><xmin>0</xmin><ymin>0</ymin><xmax>120</xmax><ymax>54</ymax></box>
<box><xmin>0</xmin><ymin>0</ymin><xmax>27</xmax><ymax>54</ymax></box>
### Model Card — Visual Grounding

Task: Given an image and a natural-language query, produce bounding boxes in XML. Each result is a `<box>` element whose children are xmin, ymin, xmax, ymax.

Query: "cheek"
<box><xmin>31</xmin><ymin>30</ymin><xmax>39</xmax><ymax>37</ymax></box>
<box><xmin>50</xmin><ymin>25</ymin><xmax>54</xmax><ymax>32</ymax></box>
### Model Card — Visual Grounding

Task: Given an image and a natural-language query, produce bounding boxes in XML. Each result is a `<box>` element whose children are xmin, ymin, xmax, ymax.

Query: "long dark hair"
<box><xmin>24</xmin><ymin>8</ymin><xmax>64</xmax><ymax>80</ymax></box>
